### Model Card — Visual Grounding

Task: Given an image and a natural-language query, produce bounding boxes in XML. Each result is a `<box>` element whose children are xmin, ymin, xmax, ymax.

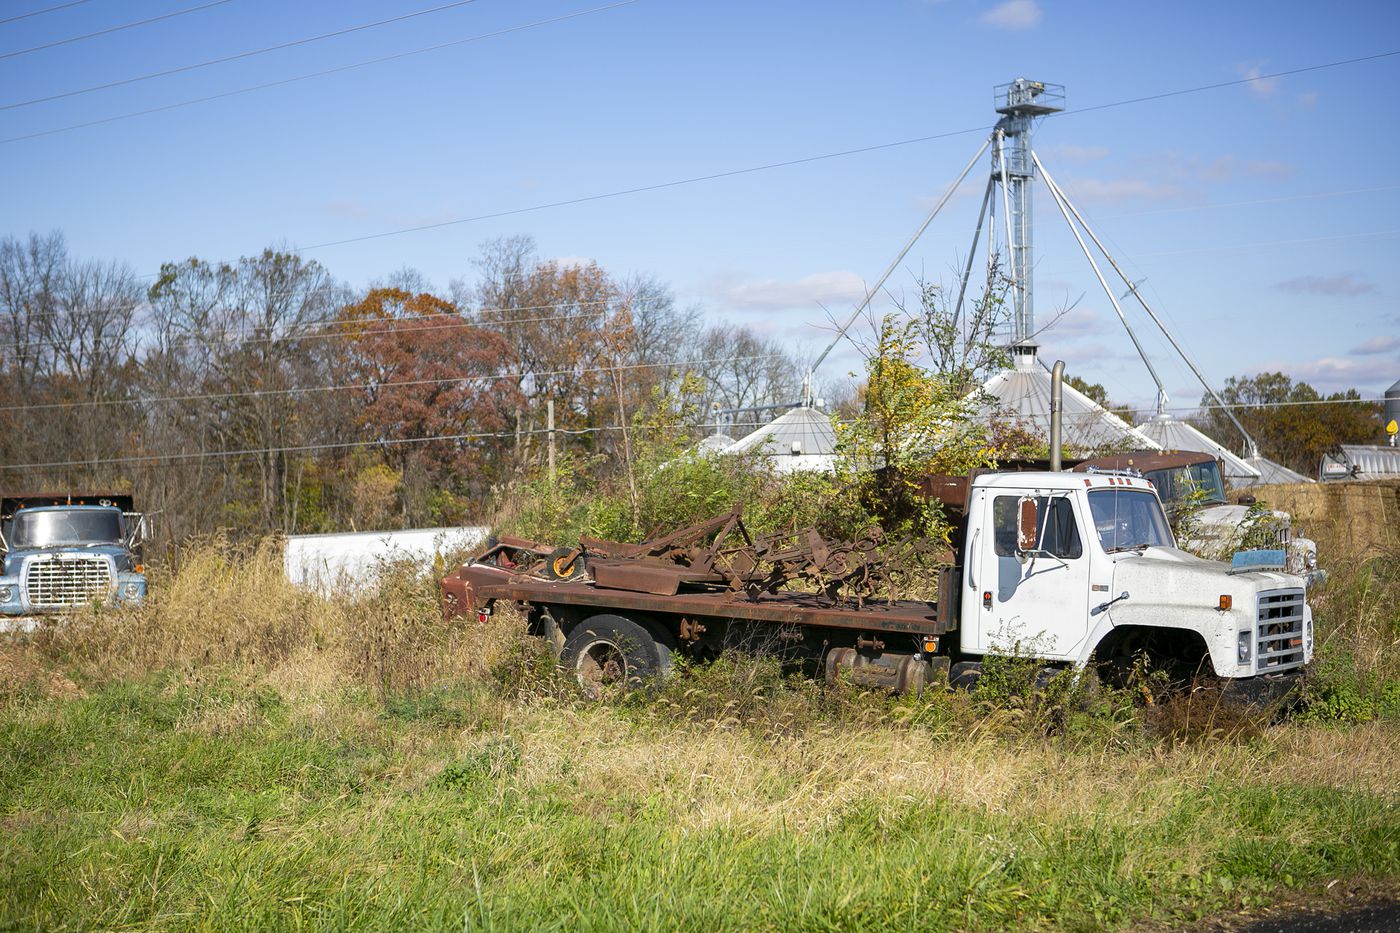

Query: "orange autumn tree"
<box><xmin>336</xmin><ymin>288</ymin><xmax>520</xmax><ymax>517</ymax></box>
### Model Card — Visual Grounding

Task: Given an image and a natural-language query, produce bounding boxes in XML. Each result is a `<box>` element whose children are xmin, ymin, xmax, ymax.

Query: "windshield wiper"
<box><xmin>1105</xmin><ymin>543</ymin><xmax>1151</xmax><ymax>554</ymax></box>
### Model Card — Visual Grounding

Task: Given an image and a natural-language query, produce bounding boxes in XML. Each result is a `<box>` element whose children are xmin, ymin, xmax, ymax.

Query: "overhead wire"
<box><xmin>0</xmin><ymin>420</ymin><xmax>755</xmax><ymax>472</ymax></box>
<box><xmin>0</xmin><ymin>0</ymin><xmax>92</xmax><ymax>28</ymax></box>
<box><xmin>0</xmin><ymin>0</ymin><xmax>641</xmax><ymax>144</ymax></box>
<box><xmin>0</xmin><ymin>394</ymin><xmax>1385</xmax><ymax>474</ymax></box>
<box><xmin>0</xmin><ymin>0</ymin><xmax>484</xmax><ymax>112</ymax></box>
<box><xmin>0</xmin><ymin>0</ymin><xmax>233</xmax><ymax>62</ymax></box>
<box><xmin>284</xmin><ymin>49</ymin><xmax>1400</xmax><ymax>254</ymax></box>
<box><xmin>0</xmin><ymin>293</ymin><xmax>666</xmax><ymax>360</ymax></box>
<box><xmin>0</xmin><ymin>351</ymin><xmax>790</xmax><ymax>414</ymax></box>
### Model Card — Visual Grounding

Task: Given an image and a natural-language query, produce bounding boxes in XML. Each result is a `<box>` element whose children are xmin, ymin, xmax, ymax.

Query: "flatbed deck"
<box><xmin>477</xmin><ymin>577</ymin><xmax>954</xmax><ymax>636</ymax></box>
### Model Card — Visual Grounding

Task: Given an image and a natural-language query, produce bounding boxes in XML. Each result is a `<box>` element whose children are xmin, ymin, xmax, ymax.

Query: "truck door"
<box><xmin>968</xmin><ymin>491</ymin><xmax>1092</xmax><ymax>659</ymax></box>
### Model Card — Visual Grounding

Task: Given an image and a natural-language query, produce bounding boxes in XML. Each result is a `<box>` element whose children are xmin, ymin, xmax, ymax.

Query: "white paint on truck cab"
<box><xmin>959</xmin><ymin>472</ymin><xmax>1312</xmax><ymax>678</ymax></box>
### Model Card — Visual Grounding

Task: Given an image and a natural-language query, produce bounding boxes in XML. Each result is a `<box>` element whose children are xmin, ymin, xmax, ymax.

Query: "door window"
<box><xmin>992</xmin><ymin>495</ymin><xmax>1082</xmax><ymax>559</ymax></box>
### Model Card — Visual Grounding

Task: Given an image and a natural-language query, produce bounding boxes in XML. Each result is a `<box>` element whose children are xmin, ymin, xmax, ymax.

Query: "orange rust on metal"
<box><xmin>476</xmin><ymin>576</ymin><xmax>950</xmax><ymax>637</ymax></box>
<box><xmin>443</xmin><ymin>504</ymin><xmax>953</xmax><ymax>630</ymax></box>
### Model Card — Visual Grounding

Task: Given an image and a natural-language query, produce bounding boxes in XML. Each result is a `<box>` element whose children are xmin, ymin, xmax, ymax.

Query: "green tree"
<box><xmin>834</xmin><ymin>315</ymin><xmax>998</xmax><ymax>544</ymax></box>
<box><xmin>1196</xmin><ymin>372</ymin><xmax>1381</xmax><ymax>476</ymax></box>
<box><xmin>1065</xmin><ymin>374</ymin><xmax>1136</xmax><ymax>425</ymax></box>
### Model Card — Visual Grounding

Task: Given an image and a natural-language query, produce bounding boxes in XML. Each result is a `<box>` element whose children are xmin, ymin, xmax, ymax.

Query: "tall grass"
<box><xmin>1</xmin><ymin>538</ymin><xmax>1398</xmax><ymax>930</ymax></box>
<box><xmin>1302</xmin><ymin>548</ymin><xmax>1400</xmax><ymax>723</ymax></box>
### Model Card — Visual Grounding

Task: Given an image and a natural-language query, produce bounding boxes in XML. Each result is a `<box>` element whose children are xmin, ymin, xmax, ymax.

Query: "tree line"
<box><xmin>0</xmin><ymin>232</ymin><xmax>811</xmax><ymax>544</ymax></box>
<box><xmin>0</xmin><ymin>229</ymin><xmax>1382</xmax><ymax>547</ymax></box>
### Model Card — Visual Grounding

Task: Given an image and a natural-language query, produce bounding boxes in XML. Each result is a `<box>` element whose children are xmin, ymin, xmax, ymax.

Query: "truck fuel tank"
<box><xmin>825</xmin><ymin>647</ymin><xmax>950</xmax><ymax>694</ymax></box>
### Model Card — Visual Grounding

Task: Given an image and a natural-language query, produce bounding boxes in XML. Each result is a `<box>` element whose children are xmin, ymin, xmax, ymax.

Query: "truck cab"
<box><xmin>960</xmin><ymin>471</ymin><xmax>1310</xmax><ymax>682</ymax></box>
<box><xmin>1073</xmin><ymin>450</ymin><xmax>1319</xmax><ymax>582</ymax></box>
<box><xmin>0</xmin><ymin>494</ymin><xmax>147</xmax><ymax>630</ymax></box>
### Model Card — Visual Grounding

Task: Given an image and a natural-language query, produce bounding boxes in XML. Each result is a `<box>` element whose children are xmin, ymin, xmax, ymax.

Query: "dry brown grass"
<box><xmin>12</xmin><ymin>536</ymin><xmax>521</xmax><ymax>700</ymax></box>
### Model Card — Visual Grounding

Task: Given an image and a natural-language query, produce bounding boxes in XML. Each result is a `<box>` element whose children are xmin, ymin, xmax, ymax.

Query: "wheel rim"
<box><xmin>576</xmin><ymin>640</ymin><xmax>627</xmax><ymax>697</ymax></box>
<box><xmin>552</xmin><ymin>555</ymin><xmax>575</xmax><ymax>578</ymax></box>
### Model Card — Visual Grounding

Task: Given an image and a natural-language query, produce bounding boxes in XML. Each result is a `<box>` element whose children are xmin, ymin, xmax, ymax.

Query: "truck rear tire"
<box><xmin>561</xmin><ymin>614</ymin><xmax>670</xmax><ymax>699</ymax></box>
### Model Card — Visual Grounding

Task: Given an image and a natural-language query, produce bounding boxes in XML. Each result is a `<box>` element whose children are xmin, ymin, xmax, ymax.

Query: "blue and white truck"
<box><xmin>0</xmin><ymin>493</ymin><xmax>147</xmax><ymax>630</ymax></box>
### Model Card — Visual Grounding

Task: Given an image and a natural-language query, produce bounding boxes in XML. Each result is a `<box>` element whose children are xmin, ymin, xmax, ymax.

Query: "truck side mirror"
<box><xmin>1016</xmin><ymin>497</ymin><xmax>1039</xmax><ymax>553</ymax></box>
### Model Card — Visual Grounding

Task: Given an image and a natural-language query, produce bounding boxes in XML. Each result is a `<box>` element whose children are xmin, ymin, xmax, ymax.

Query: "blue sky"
<box><xmin>3</xmin><ymin>0</ymin><xmax>1398</xmax><ymax>412</ymax></box>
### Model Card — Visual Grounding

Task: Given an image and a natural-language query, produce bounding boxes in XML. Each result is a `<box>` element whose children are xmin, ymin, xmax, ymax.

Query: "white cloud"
<box><xmin>1035</xmin><ymin>307</ymin><xmax>1102</xmax><ymax>339</ymax></box>
<box><xmin>716</xmin><ymin>271</ymin><xmax>870</xmax><ymax>312</ymax></box>
<box><xmin>981</xmin><ymin>0</ymin><xmax>1041</xmax><ymax>30</ymax></box>
<box><xmin>1043</xmin><ymin>143</ymin><xmax>1109</xmax><ymax>162</ymax></box>
<box><xmin>1194</xmin><ymin>156</ymin><xmax>1293</xmax><ymax>182</ymax></box>
<box><xmin>1149</xmin><ymin>152</ymin><xmax>1295</xmax><ymax>183</ymax></box>
<box><xmin>1058</xmin><ymin>176</ymin><xmax>1189</xmax><ymax>204</ymax></box>
<box><xmin>324</xmin><ymin>199</ymin><xmax>371</xmax><ymax>221</ymax></box>
<box><xmin>1255</xmin><ymin>355</ymin><xmax>1400</xmax><ymax>394</ymax></box>
<box><xmin>1351</xmin><ymin>335</ymin><xmax>1399</xmax><ymax>356</ymax></box>
<box><xmin>1239</xmin><ymin>62</ymin><xmax>1280</xmax><ymax>97</ymax></box>
<box><xmin>1274</xmin><ymin>273</ymin><xmax>1376</xmax><ymax>297</ymax></box>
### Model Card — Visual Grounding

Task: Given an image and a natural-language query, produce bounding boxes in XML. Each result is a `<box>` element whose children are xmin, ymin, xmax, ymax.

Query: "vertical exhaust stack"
<box><xmin>1050</xmin><ymin>359</ymin><xmax>1065</xmax><ymax>470</ymax></box>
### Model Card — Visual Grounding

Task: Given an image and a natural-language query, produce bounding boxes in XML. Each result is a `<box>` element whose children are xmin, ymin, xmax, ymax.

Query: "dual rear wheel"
<box><xmin>558</xmin><ymin>614</ymin><xmax>672</xmax><ymax>699</ymax></box>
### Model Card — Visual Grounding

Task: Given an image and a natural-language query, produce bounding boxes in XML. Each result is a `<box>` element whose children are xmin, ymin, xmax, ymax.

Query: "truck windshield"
<box><xmin>1087</xmin><ymin>490</ymin><xmax>1173</xmax><ymax>553</ymax></box>
<box><xmin>10</xmin><ymin>509</ymin><xmax>124</xmax><ymax>547</ymax></box>
<box><xmin>1144</xmin><ymin>463</ymin><xmax>1226</xmax><ymax>507</ymax></box>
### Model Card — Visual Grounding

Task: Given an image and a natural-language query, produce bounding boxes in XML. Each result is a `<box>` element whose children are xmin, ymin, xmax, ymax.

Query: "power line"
<box><xmin>1133</xmin><ymin>228</ymin><xmax>1400</xmax><ymax>260</ymax></box>
<box><xmin>0</xmin><ymin>293</ymin><xmax>664</xmax><ymax>360</ymax></box>
<box><xmin>2</xmin><ymin>393</ymin><xmax>1386</xmax><ymax>474</ymax></box>
<box><xmin>0</xmin><ymin>0</ymin><xmax>640</xmax><ymax>144</ymax></box>
<box><xmin>0</xmin><ymin>0</ymin><xmax>232</xmax><ymax>62</ymax></box>
<box><xmin>0</xmin><ymin>420</ymin><xmax>741</xmax><ymax>472</ymax></box>
<box><xmin>0</xmin><ymin>0</ymin><xmax>92</xmax><ymax>28</ymax></box>
<box><xmin>0</xmin><ymin>0</ymin><xmax>483</xmax><ymax>112</ymax></box>
<box><xmin>1160</xmin><ymin>396</ymin><xmax>1385</xmax><ymax>414</ymax></box>
<box><xmin>0</xmin><ymin>426</ymin><xmax>527</xmax><ymax>471</ymax></box>
<box><xmin>0</xmin><ymin>351</ymin><xmax>788</xmax><ymax>414</ymax></box>
<box><xmin>1071</xmin><ymin>50</ymin><xmax>1400</xmax><ymax>116</ymax></box>
<box><xmin>1101</xmin><ymin>184</ymin><xmax>1400</xmax><ymax>223</ymax></box>
<box><xmin>281</xmin><ymin>49</ymin><xmax>1399</xmax><ymax>254</ymax></box>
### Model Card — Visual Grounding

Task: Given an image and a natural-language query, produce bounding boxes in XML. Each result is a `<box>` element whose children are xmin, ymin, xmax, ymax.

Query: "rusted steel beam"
<box><xmin>476</xmin><ymin>578</ymin><xmax>950</xmax><ymax>636</ymax></box>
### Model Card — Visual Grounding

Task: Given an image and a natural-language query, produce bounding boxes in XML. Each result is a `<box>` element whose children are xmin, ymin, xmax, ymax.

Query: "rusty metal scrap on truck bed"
<box><xmin>443</xmin><ymin>504</ymin><xmax>951</xmax><ymax>621</ymax></box>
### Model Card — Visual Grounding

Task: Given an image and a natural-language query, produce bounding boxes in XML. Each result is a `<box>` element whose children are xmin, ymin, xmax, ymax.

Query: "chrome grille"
<box><xmin>23</xmin><ymin>556</ymin><xmax>113</xmax><ymax>609</ymax></box>
<box><xmin>1257</xmin><ymin>588</ymin><xmax>1305</xmax><ymax>672</ymax></box>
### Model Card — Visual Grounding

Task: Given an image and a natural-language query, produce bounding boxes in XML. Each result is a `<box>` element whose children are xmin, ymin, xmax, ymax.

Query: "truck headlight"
<box><xmin>122</xmin><ymin>582</ymin><xmax>141</xmax><ymax>598</ymax></box>
<box><xmin>1237</xmin><ymin>630</ymin><xmax>1252</xmax><ymax>665</ymax></box>
<box><xmin>0</xmin><ymin>585</ymin><xmax>13</xmax><ymax>602</ymax></box>
<box><xmin>1304</xmin><ymin>550</ymin><xmax>1318</xmax><ymax>570</ymax></box>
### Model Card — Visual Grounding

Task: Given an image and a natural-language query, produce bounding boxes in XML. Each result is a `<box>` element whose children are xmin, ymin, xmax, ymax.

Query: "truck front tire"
<box><xmin>560</xmin><ymin>614</ymin><xmax>671</xmax><ymax>699</ymax></box>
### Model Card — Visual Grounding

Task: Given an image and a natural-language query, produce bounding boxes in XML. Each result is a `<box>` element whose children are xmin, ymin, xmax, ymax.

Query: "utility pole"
<box><xmin>547</xmin><ymin>398</ymin><xmax>556</xmax><ymax>483</ymax></box>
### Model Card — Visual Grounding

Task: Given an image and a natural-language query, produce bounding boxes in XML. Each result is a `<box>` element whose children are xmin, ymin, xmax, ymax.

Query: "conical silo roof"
<box><xmin>1133</xmin><ymin>414</ymin><xmax>1260</xmax><ymax>482</ymax></box>
<box><xmin>975</xmin><ymin>355</ymin><xmax>1160</xmax><ymax>453</ymax></box>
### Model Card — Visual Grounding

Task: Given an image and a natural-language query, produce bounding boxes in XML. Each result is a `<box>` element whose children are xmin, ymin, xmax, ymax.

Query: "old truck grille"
<box><xmin>1257</xmin><ymin>588</ymin><xmax>1305</xmax><ymax>672</ymax></box>
<box><xmin>23</xmin><ymin>557</ymin><xmax>112</xmax><ymax>609</ymax></box>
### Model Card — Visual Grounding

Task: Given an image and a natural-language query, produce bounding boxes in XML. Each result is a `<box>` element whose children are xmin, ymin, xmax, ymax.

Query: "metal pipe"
<box><xmin>1032</xmin><ymin>153</ymin><xmax>1261</xmax><ymax>459</ymax></box>
<box><xmin>995</xmin><ymin>130</ymin><xmax>1020</xmax><ymax>337</ymax></box>
<box><xmin>952</xmin><ymin>174</ymin><xmax>996</xmax><ymax>333</ymax></box>
<box><xmin>1034</xmin><ymin>151</ymin><xmax>1170</xmax><ymax>414</ymax></box>
<box><xmin>803</xmin><ymin>133</ymin><xmax>995</xmax><ymax>401</ymax></box>
<box><xmin>1050</xmin><ymin>359</ymin><xmax>1064</xmax><ymax>470</ymax></box>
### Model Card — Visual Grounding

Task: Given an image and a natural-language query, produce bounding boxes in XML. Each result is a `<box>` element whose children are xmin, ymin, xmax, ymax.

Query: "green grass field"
<box><xmin>2</xmin><ymin>542</ymin><xmax>1398</xmax><ymax>931</ymax></box>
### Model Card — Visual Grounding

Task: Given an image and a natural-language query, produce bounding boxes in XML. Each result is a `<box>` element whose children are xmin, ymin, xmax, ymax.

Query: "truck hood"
<box><xmin>1195</xmin><ymin>504</ymin><xmax>1290</xmax><ymax>532</ymax></box>
<box><xmin>3</xmin><ymin>545</ymin><xmax>131</xmax><ymax>576</ymax></box>
<box><xmin>1108</xmin><ymin>547</ymin><xmax>1306</xmax><ymax>676</ymax></box>
<box><xmin>1111</xmin><ymin>546</ymin><xmax>1302</xmax><ymax>597</ymax></box>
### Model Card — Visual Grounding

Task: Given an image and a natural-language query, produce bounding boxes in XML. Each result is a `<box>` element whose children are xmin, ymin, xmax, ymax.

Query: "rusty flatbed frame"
<box><xmin>477</xmin><ymin>577</ymin><xmax>955</xmax><ymax>637</ymax></box>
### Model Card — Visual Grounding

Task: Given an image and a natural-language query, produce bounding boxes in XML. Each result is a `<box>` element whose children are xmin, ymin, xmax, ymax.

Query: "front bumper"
<box><xmin>1220</xmin><ymin>669</ymin><xmax>1304</xmax><ymax>707</ymax></box>
<box><xmin>0</xmin><ymin>573</ymin><xmax>146</xmax><ymax>617</ymax></box>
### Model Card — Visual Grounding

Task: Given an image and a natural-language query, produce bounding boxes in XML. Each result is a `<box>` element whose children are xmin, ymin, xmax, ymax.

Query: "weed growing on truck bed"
<box><xmin>1</xmin><ymin>539</ymin><xmax>1398</xmax><ymax>930</ymax></box>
